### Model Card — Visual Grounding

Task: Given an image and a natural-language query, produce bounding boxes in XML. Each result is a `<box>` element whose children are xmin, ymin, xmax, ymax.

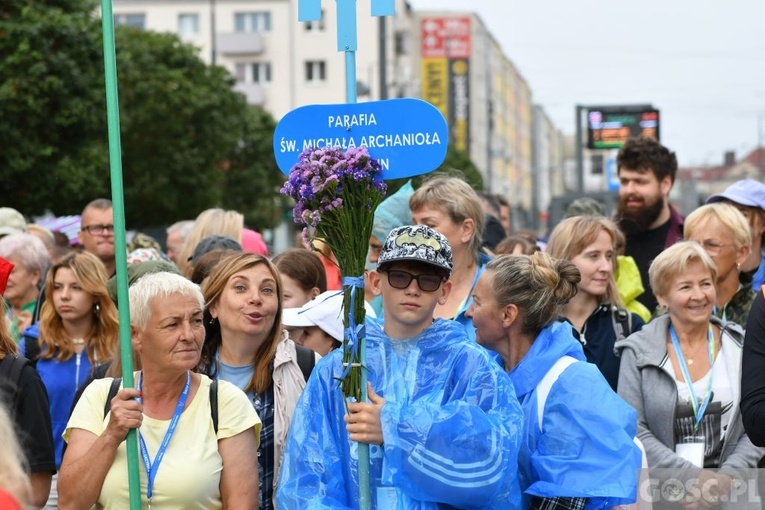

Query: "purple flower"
<box><xmin>281</xmin><ymin>146</ymin><xmax>386</xmax><ymax>231</ymax></box>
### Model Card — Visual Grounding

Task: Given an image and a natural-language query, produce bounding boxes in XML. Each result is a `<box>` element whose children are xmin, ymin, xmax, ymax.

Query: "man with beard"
<box><xmin>615</xmin><ymin>136</ymin><xmax>683</xmax><ymax>312</ymax></box>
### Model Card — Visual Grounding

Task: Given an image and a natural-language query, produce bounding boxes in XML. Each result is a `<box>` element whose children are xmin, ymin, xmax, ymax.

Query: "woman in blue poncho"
<box><xmin>467</xmin><ymin>252</ymin><xmax>642</xmax><ymax>510</ymax></box>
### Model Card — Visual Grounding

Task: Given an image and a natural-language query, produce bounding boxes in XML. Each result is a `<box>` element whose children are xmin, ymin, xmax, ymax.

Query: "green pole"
<box><xmin>99</xmin><ymin>2</ymin><xmax>141</xmax><ymax>509</ymax></box>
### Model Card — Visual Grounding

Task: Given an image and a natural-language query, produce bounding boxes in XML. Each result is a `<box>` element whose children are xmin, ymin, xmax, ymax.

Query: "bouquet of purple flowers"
<box><xmin>281</xmin><ymin>146</ymin><xmax>386</xmax><ymax>400</ymax></box>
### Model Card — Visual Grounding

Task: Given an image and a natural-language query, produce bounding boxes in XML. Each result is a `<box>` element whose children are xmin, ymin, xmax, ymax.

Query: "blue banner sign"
<box><xmin>274</xmin><ymin>98</ymin><xmax>448</xmax><ymax>179</ymax></box>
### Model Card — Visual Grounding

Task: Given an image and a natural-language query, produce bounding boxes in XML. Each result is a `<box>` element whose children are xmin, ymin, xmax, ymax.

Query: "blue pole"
<box><xmin>346</xmin><ymin>51</ymin><xmax>358</xmax><ymax>104</ymax></box>
<box><xmin>335</xmin><ymin>0</ymin><xmax>368</xmax><ymax>507</ymax></box>
<box><xmin>343</xmin><ymin>32</ymin><xmax>370</xmax><ymax>510</ymax></box>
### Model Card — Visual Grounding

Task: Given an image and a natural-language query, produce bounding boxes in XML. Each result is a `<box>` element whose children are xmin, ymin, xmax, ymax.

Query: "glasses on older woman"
<box><xmin>700</xmin><ymin>239</ymin><xmax>733</xmax><ymax>255</ymax></box>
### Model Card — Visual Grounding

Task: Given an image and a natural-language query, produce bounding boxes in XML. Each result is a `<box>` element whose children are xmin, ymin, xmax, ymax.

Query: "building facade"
<box><xmin>411</xmin><ymin>11</ymin><xmax>536</xmax><ymax>200</ymax></box>
<box><xmin>113</xmin><ymin>0</ymin><xmax>416</xmax><ymax>119</ymax></box>
<box><xmin>112</xmin><ymin>1</ymin><xmax>564</xmax><ymax>228</ymax></box>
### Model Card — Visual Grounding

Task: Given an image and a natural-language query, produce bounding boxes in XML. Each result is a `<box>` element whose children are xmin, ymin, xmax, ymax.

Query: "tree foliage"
<box><xmin>0</xmin><ymin>0</ymin><xmax>108</xmax><ymax>212</ymax></box>
<box><xmin>385</xmin><ymin>145</ymin><xmax>484</xmax><ymax>196</ymax></box>
<box><xmin>221</xmin><ymin>105</ymin><xmax>287</xmax><ymax>230</ymax></box>
<box><xmin>0</xmin><ymin>0</ymin><xmax>281</xmax><ymax>228</ymax></box>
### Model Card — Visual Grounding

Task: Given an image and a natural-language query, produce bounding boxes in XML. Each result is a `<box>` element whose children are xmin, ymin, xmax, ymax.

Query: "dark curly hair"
<box><xmin>616</xmin><ymin>135</ymin><xmax>677</xmax><ymax>183</ymax></box>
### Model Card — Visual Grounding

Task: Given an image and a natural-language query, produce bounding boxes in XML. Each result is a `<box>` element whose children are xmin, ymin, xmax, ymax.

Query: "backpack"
<box><xmin>102</xmin><ymin>346</ymin><xmax>316</xmax><ymax>432</ymax></box>
<box><xmin>104</xmin><ymin>378</ymin><xmax>220</xmax><ymax>434</ymax></box>
<box><xmin>0</xmin><ymin>354</ymin><xmax>32</xmax><ymax>410</ymax></box>
<box><xmin>294</xmin><ymin>344</ymin><xmax>316</xmax><ymax>382</ymax></box>
<box><xmin>21</xmin><ymin>326</ymin><xmax>41</xmax><ymax>368</ymax></box>
<box><xmin>611</xmin><ymin>307</ymin><xmax>633</xmax><ymax>342</ymax></box>
<box><xmin>101</xmin><ymin>343</ymin><xmax>317</xmax><ymax>433</ymax></box>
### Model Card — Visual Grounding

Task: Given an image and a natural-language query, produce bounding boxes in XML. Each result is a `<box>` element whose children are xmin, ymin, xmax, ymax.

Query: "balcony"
<box><xmin>234</xmin><ymin>82</ymin><xmax>265</xmax><ymax>105</ymax></box>
<box><xmin>216</xmin><ymin>32</ymin><xmax>263</xmax><ymax>55</ymax></box>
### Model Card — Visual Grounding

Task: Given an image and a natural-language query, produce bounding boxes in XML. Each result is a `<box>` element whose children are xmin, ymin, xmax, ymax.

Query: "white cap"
<box><xmin>282</xmin><ymin>290</ymin><xmax>376</xmax><ymax>343</ymax></box>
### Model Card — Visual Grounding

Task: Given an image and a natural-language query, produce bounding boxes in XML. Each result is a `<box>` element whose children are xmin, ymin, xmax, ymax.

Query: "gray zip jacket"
<box><xmin>615</xmin><ymin>314</ymin><xmax>764</xmax><ymax>482</ymax></box>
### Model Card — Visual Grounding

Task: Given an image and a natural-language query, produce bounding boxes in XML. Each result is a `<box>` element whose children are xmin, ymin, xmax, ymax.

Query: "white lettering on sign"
<box><xmin>359</xmin><ymin>132</ymin><xmax>441</xmax><ymax>148</ymax></box>
<box><xmin>279</xmin><ymin>138</ymin><xmax>297</xmax><ymax>152</ymax></box>
<box><xmin>327</xmin><ymin>113</ymin><xmax>378</xmax><ymax>129</ymax></box>
<box><xmin>294</xmin><ymin>132</ymin><xmax>442</xmax><ymax>153</ymax></box>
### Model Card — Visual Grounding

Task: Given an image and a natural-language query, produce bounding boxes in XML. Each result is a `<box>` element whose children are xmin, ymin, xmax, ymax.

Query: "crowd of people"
<box><xmin>2</xmin><ymin>134</ymin><xmax>765</xmax><ymax>508</ymax></box>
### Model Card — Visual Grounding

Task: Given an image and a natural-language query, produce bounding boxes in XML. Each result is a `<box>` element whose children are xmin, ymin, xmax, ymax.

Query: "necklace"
<box><xmin>679</xmin><ymin>332</ymin><xmax>714</xmax><ymax>365</ymax></box>
<box><xmin>681</xmin><ymin>342</ymin><xmax>705</xmax><ymax>365</ymax></box>
<box><xmin>71</xmin><ymin>338</ymin><xmax>86</xmax><ymax>345</ymax></box>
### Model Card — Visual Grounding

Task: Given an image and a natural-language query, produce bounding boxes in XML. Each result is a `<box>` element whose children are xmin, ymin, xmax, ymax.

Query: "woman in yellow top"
<box><xmin>59</xmin><ymin>272</ymin><xmax>260</xmax><ymax>509</ymax></box>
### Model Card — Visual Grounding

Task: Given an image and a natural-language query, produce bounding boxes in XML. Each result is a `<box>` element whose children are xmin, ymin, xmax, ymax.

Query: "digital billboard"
<box><xmin>587</xmin><ymin>108</ymin><xmax>660</xmax><ymax>149</ymax></box>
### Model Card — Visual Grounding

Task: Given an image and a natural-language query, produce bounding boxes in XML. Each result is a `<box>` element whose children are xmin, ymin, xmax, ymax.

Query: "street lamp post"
<box><xmin>210</xmin><ymin>0</ymin><xmax>217</xmax><ymax>65</ymax></box>
<box><xmin>758</xmin><ymin>114</ymin><xmax>764</xmax><ymax>179</ymax></box>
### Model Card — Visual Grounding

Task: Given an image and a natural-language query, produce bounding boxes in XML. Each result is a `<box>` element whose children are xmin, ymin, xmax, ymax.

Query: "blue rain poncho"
<box><xmin>508</xmin><ymin>321</ymin><xmax>641</xmax><ymax>509</ymax></box>
<box><xmin>276</xmin><ymin>318</ymin><xmax>524</xmax><ymax>509</ymax></box>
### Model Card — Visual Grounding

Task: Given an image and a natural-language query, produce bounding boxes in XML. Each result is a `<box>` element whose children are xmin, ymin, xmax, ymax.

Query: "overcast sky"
<box><xmin>408</xmin><ymin>0</ymin><xmax>765</xmax><ymax>167</ymax></box>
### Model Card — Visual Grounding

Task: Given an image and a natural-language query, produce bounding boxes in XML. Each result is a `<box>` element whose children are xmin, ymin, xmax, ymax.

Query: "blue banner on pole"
<box><xmin>371</xmin><ymin>0</ymin><xmax>395</xmax><ymax>16</ymax></box>
<box><xmin>298</xmin><ymin>0</ymin><xmax>321</xmax><ymax>21</ymax></box>
<box><xmin>606</xmin><ymin>156</ymin><xmax>619</xmax><ymax>191</ymax></box>
<box><xmin>274</xmin><ymin>98</ymin><xmax>448</xmax><ymax>180</ymax></box>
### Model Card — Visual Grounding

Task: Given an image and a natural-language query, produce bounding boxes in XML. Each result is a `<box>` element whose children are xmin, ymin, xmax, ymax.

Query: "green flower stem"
<box><xmin>312</xmin><ymin>178</ymin><xmax>383</xmax><ymax>401</ymax></box>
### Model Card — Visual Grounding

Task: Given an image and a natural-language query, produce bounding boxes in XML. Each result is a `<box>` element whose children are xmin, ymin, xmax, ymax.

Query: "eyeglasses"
<box><xmin>701</xmin><ymin>239</ymin><xmax>733</xmax><ymax>255</ymax></box>
<box><xmin>81</xmin><ymin>224</ymin><xmax>115</xmax><ymax>235</ymax></box>
<box><xmin>382</xmin><ymin>269</ymin><xmax>444</xmax><ymax>292</ymax></box>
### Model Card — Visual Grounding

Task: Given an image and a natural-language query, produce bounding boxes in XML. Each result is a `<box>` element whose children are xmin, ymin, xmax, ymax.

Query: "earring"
<box><xmin>93</xmin><ymin>303</ymin><xmax>100</xmax><ymax>317</ymax></box>
<box><xmin>209</xmin><ymin>316</ymin><xmax>216</xmax><ymax>325</ymax></box>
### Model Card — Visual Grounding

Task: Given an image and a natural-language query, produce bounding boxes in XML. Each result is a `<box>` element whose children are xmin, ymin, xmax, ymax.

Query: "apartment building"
<box><xmin>411</xmin><ymin>12</ymin><xmax>538</xmax><ymax>197</ymax></box>
<box><xmin>113</xmin><ymin>0</ymin><xmax>416</xmax><ymax>119</ymax></box>
<box><xmin>112</xmin><ymin>1</ymin><xmax>564</xmax><ymax>215</ymax></box>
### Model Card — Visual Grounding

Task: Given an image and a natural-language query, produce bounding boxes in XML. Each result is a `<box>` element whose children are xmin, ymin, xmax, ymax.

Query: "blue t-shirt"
<box><xmin>215</xmin><ymin>357</ymin><xmax>275</xmax><ymax>510</ymax></box>
<box><xmin>216</xmin><ymin>359</ymin><xmax>254</xmax><ymax>396</ymax></box>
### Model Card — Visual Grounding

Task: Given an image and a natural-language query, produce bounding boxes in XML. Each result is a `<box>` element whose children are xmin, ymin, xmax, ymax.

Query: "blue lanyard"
<box><xmin>136</xmin><ymin>371</ymin><xmax>191</xmax><ymax>503</ymax></box>
<box><xmin>669</xmin><ymin>324</ymin><xmax>715</xmax><ymax>430</ymax></box>
<box><xmin>453</xmin><ymin>265</ymin><xmax>482</xmax><ymax>320</ymax></box>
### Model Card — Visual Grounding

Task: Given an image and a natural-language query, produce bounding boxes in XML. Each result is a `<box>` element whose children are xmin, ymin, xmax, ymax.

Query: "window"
<box><xmin>178</xmin><ymin>14</ymin><xmax>199</xmax><ymax>38</ymax></box>
<box><xmin>305</xmin><ymin>61</ymin><xmax>326</xmax><ymax>83</ymax></box>
<box><xmin>235</xmin><ymin>62</ymin><xmax>272</xmax><ymax>84</ymax></box>
<box><xmin>394</xmin><ymin>31</ymin><xmax>409</xmax><ymax>56</ymax></box>
<box><xmin>234</xmin><ymin>12</ymin><xmax>271</xmax><ymax>33</ymax></box>
<box><xmin>304</xmin><ymin>11</ymin><xmax>325</xmax><ymax>32</ymax></box>
<box><xmin>114</xmin><ymin>13</ymin><xmax>145</xmax><ymax>30</ymax></box>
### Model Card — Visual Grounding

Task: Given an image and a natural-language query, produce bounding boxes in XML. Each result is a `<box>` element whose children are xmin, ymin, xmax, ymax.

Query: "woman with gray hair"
<box><xmin>0</xmin><ymin>233</ymin><xmax>49</xmax><ymax>340</ymax></box>
<box><xmin>59</xmin><ymin>272</ymin><xmax>260</xmax><ymax>509</ymax></box>
<box><xmin>410</xmin><ymin>175</ymin><xmax>487</xmax><ymax>341</ymax></box>
<box><xmin>617</xmin><ymin>241</ymin><xmax>764</xmax><ymax>506</ymax></box>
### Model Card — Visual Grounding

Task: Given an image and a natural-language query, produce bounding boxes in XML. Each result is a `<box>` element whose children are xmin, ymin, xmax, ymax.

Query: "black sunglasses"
<box><xmin>382</xmin><ymin>269</ymin><xmax>444</xmax><ymax>292</ymax></box>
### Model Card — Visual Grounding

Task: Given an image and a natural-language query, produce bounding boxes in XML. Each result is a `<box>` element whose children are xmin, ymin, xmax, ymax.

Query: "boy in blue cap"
<box><xmin>277</xmin><ymin>225</ymin><xmax>523</xmax><ymax>509</ymax></box>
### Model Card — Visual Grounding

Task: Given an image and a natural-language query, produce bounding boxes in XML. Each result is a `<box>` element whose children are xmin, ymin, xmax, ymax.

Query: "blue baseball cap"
<box><xmin>706</xmin><ymin>179</ymin><xmax>765</xmax><ymax>210</ymax></box>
